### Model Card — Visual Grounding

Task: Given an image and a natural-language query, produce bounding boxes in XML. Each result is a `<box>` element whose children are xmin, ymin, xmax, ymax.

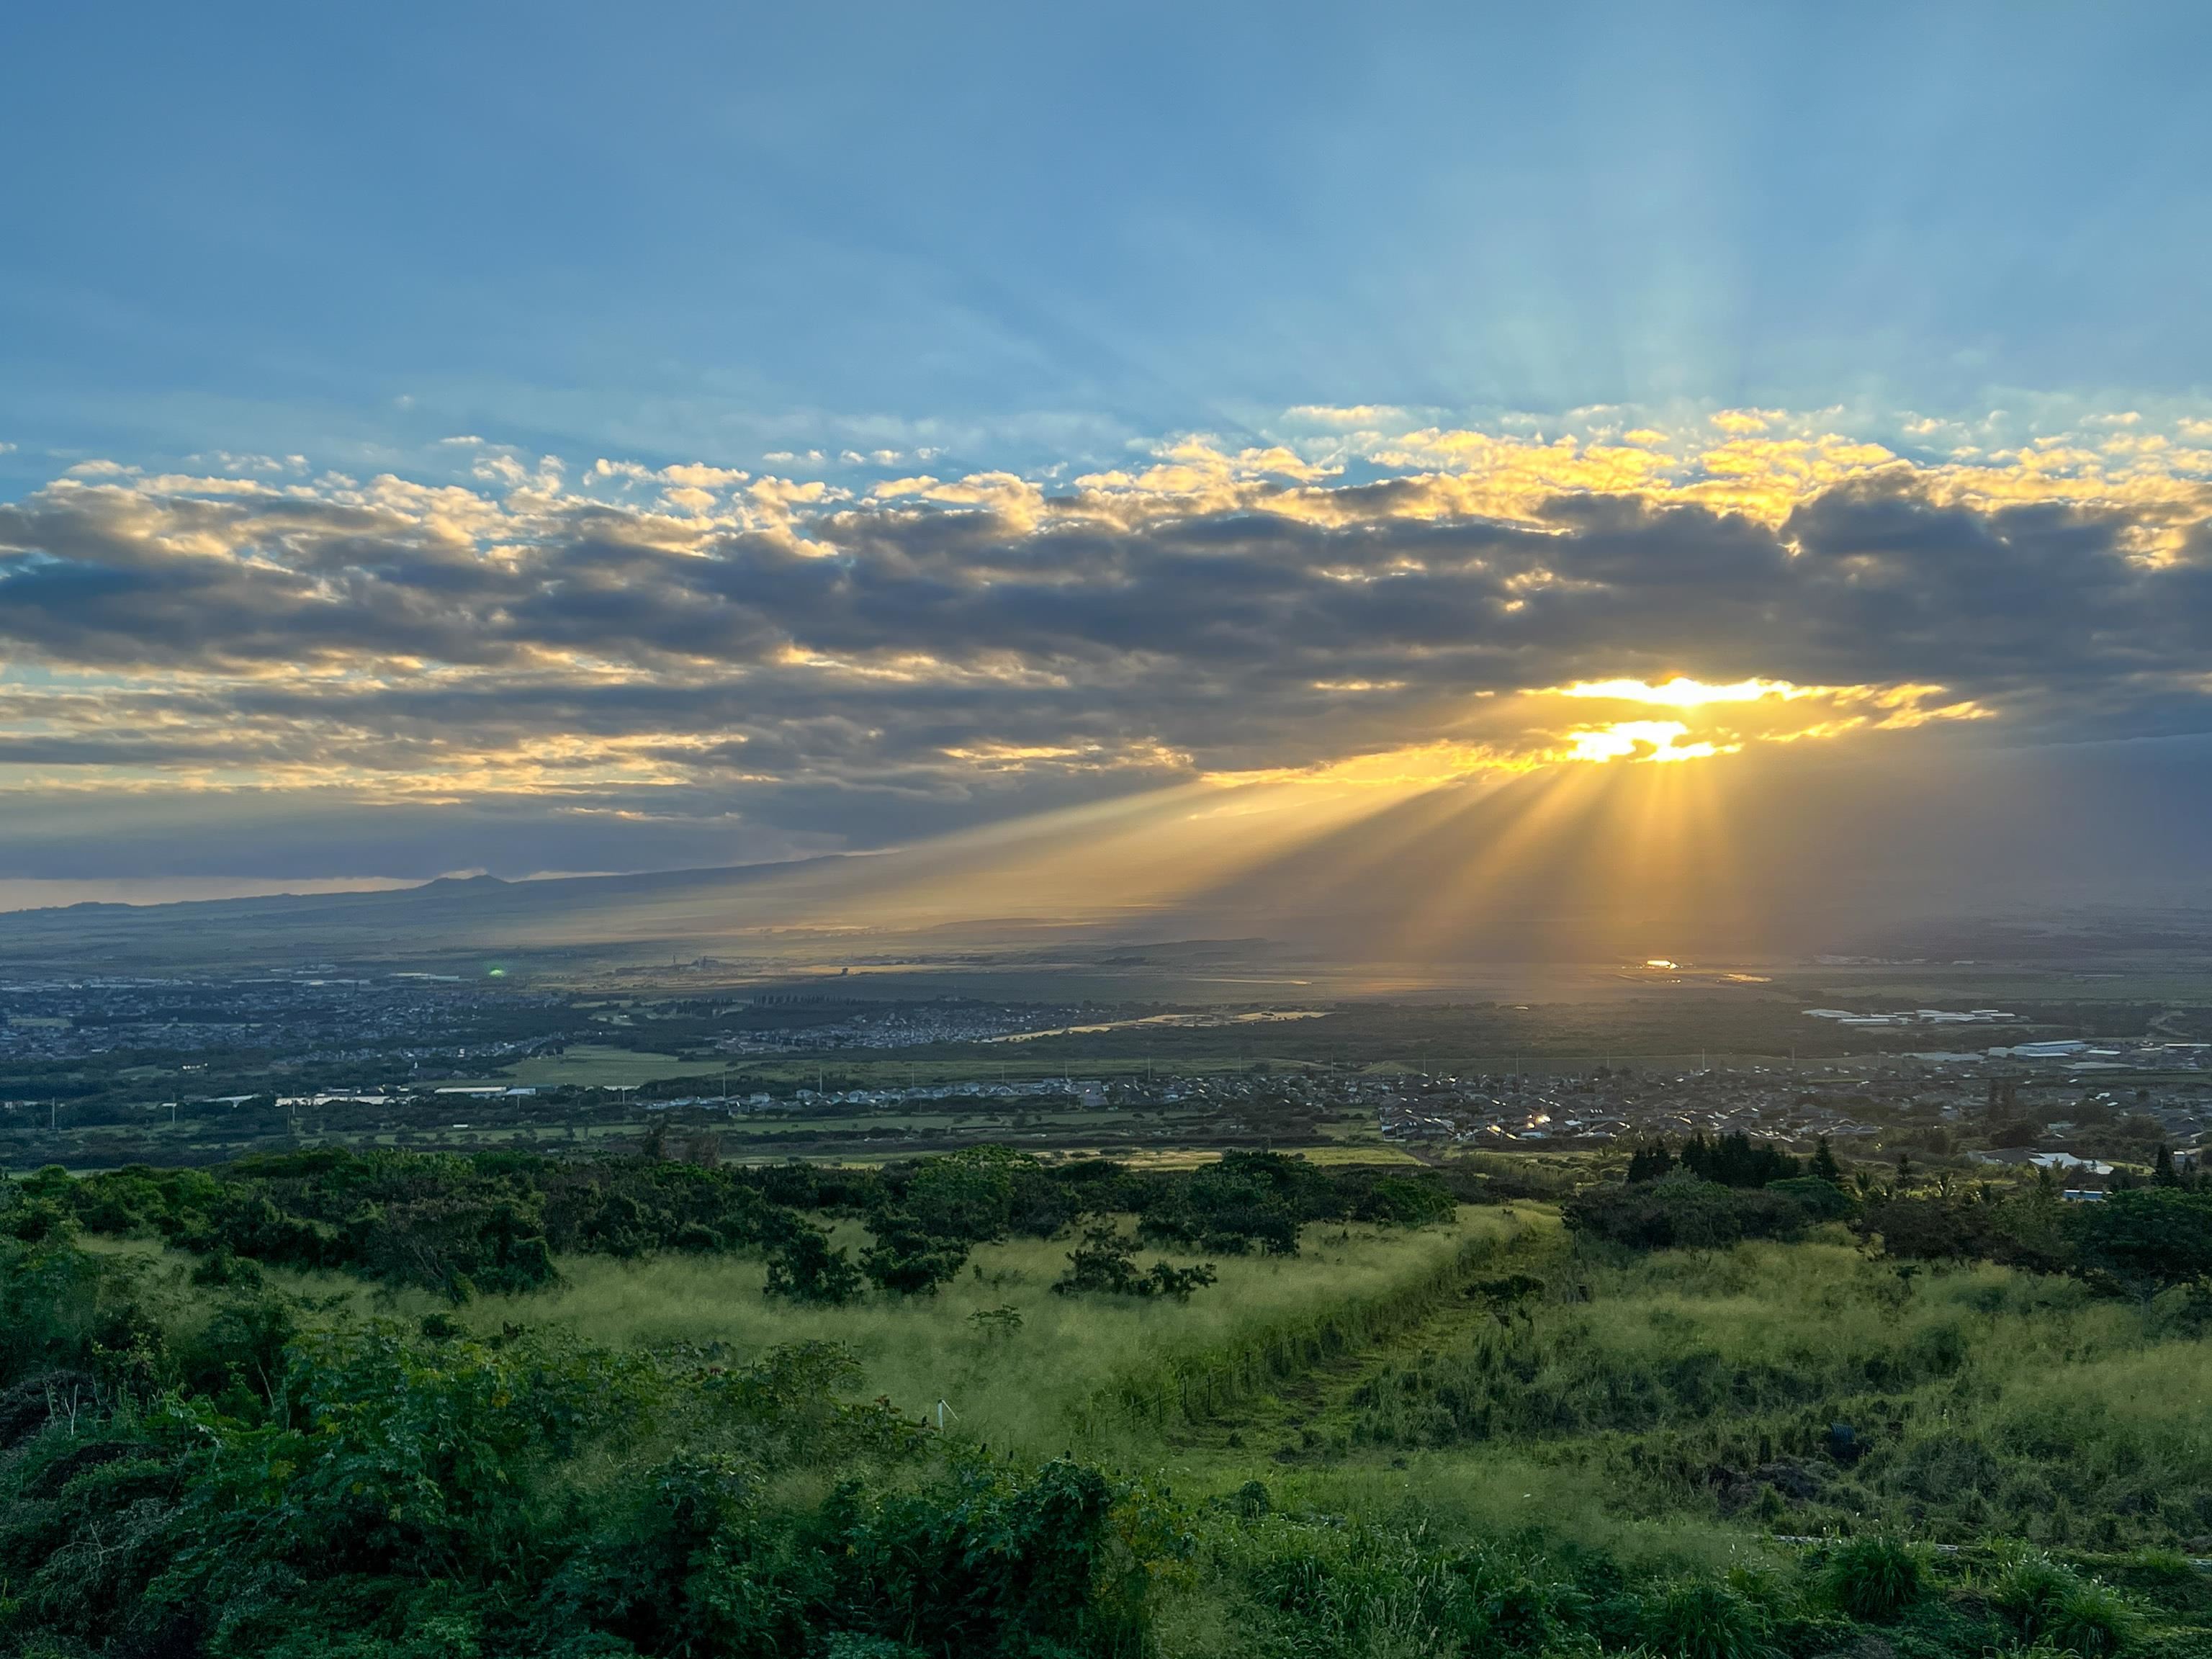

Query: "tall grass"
<box><xmin>450</xmin><ymin>1208</ymin><xmax>1522</xmax><ymax>1456</ymax></box>
<box><xmin>1348</xmin><ymin>1235</ymin><xmax>2212</xmax><ymax>1549</ymax></box>
<box><xmin>1084</xmin><ymin>1210</ymin><xmax>1546</xmax><ymax>1438</ymax></box>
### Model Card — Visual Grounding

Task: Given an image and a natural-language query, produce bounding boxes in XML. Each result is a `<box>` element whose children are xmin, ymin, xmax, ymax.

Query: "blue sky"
<box><xmin>4</xmin><ymin>2</ymin><xmax>2208</xmax><ymax>493</ymax></box>
<box><xmin>1</xmin><ymin>2</ymin><xmax>2210</xmax><ymax>917</ymax></box>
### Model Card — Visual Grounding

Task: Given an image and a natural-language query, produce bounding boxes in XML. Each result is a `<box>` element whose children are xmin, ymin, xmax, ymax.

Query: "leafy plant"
<box><xmin>1565</xmin><ymin>1173</ymin><xmax>1810</xmax><ymax>1249</ymax></box>
<box><xmin>1053</xmin><ymin>1223</ymin><xmax>1217</xmax><ymax>1300</ymax></box>
<box><xmin>1821</xmin><ymin>1534</ymin><xmax>1925</xmax><ymax>1622</ymax></box>
<box><xmin>967</xmin><ymin>1305</ymin><xmax>1023</xmax><ymax>1339</ymax></box>
<box><xmin>1643</xmin><ymin>1581</ymin><xmax>1766</xmax><ymax>1659</ymax></box>
<box><xmin>764</xmin><ymin>1226</ymin><xmax>865</xmax><ymax>1305</ymax></box>
<box><xmin>1989</xmin><ymin>1550</ymin><xmax>2139</xmax><ymax>1658</ymax></box>
<box><xmin>859</xmin><ymin>1212</ymin><xmax>969</xmax><ymax>1296</ymax></box>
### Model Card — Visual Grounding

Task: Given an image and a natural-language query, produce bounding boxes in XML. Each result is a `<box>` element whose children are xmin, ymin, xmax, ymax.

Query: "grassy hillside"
<box><xmin>440</xmin><ymin>1210</ymin><xmax>1523</xmax><ymax>1457</ymax></box>
<box><xmin>8</xmin><ymin>1147</ymin><xmax>2212</xmax><ymax>1659</ymax></box>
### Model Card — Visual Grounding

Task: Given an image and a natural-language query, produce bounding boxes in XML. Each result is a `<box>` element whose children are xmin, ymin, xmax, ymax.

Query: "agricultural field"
<box><xmin>6</xmin><ymin>1143</ymin><xmax>2212</xmax><ymax>1658</ymax></box>
<box><xmin>498</xmin><ymin>1043</ymin><xmax>737</xmax><ymax>1089</ymax></box>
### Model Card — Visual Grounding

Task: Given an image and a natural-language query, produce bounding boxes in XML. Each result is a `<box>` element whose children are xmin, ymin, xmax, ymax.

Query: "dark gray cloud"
<box><xmin>0</xmin><ymin>455</ymin><xmax>2207</xmax><ymax>879</ymax></box>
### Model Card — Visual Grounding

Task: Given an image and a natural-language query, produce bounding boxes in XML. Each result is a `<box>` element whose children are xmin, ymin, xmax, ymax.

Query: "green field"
<box><xmin>495</xmin><ymin>1042</ymin><xmax>737</xmax><ymax>1088</ymax></box>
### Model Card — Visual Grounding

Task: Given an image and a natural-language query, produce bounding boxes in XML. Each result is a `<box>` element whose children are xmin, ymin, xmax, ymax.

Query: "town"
<box><xmin>4</xmin><ymin>970</ymin><xmax>2206</xmax><ymax>1180</ymax></box>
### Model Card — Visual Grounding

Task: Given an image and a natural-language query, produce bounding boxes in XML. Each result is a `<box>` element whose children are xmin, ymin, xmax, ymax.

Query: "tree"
<box><xmin>1679</xmin><ymin>1134</ymin><xmax>1714</xmax><ymax>1179</ymax></box>
<box><xmin>2154</xmin><ymin>1143</ymin><xmax>2180</xmax><ymax>1187</ymax></box>
<box><xmin>1809</xmin><ymin>1137</ymin><xmax>1843</xmax><ymax>1185</ymax></box>
<box><xmin>1052</xmin><ymin>1223</ymin><xmax>1215</xmax><ymax>1299</ymax></box>
<box><xmin>1563</xmin><ymin>1173</ymin><xmax>1812</xmax><ymax>1250</ymax></box>
<box><xmin>1626</xmin><ymin>1141</ymin><xmax>1676</xmax><ymax>1184</ymax></box>
<box><xmin>2071</xmin><ymin>1187</ymin><xmax>2212</xmax><ymax>1300</ymax></box>
<box><xmin>1853</xmin><ymin>1195</ymin><xmax>1997</xmax><ymax>1262</ymax></box>
<box><xmin>899</xmin><ymin>1146</ymin><xmax>1030</xmax><ymax>1241</ymax></box>
<box><xmin>1767</xmin><ymin>1174</ymin><xmax>1853</xmax><ymax>1220</ymax></box>
<box><xmin>860</xmin><ymin>1211</ymin><xmax>969</xmax><ymax>1296</ymax></box>
<box><xmin>1679</xmin><ymin>1133</ymin><xmax>1798</xmax><ymax>1188</ymax></box>
<box><xmin>764</xmin><ymin>1226</ymin><xmax>864</xmax><ymax>1305</ymax></box>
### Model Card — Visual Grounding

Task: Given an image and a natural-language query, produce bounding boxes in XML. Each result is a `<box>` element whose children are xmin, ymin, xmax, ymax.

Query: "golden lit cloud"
<box><xmin>0</xmin><ymin>401</ymin><xmax>2203</xmax><ymax>854</ymax></box>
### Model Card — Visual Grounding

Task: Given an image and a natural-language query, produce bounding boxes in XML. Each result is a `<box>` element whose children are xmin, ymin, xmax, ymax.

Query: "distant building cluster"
<box><xmin>1375</xmin><ymin>1064</ymin><xmax>1885</xmax><ymax>1150</ymax></box>
<box><xmin>1802</xmin><ymin>1007</ymin><xmax>2019</xmax><ymax>1028</ymax></box>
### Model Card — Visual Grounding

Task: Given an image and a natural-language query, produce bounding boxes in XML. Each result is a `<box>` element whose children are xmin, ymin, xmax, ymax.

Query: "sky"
<box><xmin>1</xmin><ymin>2</ymin><xmax>2209</xmax><ymax>934</ymax></box>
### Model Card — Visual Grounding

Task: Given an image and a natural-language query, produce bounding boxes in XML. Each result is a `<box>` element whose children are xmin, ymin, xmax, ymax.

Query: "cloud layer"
<box><xmin>1</xmin><ymin>410</ymin><xmax>2209</xmax><ymax>878</ymax></box>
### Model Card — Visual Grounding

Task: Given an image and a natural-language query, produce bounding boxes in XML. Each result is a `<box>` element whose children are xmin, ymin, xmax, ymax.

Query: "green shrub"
<box><xmin>1766</xmin><ymin>1177</ymin><xmax>1853</xmax><ymax>1222</ymax></box>
<box><xmin>2072</xmin><ymin>1189</ymin><xmax>2212</xmax><ymax>1300</ymax></box>
<box><xmin>1350</xmin><ymin>1175</ymin><xmax>1459</xmax><ymax>1228</ymax></box>
<box><xmin>1565</xmin><ymin>1174</ymin><xmax>1809</xmax><ymax>1250</ymax></box>
<box><xmin>2046</xmin><ymin>1581</ymin><xmax>2147</xmax><ymax>1659</ymax></box>
<box><xmin>1643</xmin><ymin>1581</ymin><xmax>1766</xmax><ymax>1659</ymax></box>
<box><xmin>763</xmin><ymin>1226</ymin><xmax>865</xmax><ymax>1305</ymax></box>
<box><xmin>859</xmin><ymin>1213</ymin><xmax>969</xmax><ymax>1297</ymax></box>
<box><xmin>1053</xmin><ymin>1223</ymin><xmax>1216</xmax><ymax>1300</ymax></box>
<box><xmin>892</xmin><ymin>1146</ymin><xmax>1033</xmax><ymax>1242</ymax></box>
<box><xmin>1822</xmin><ymin>1534</ymin><xmax>1925</xmax><ymax>1622</ymax></box>
<box><xmin>1992</xmin><ymin>1550</ymin><xmax>2141</xmax><ymax>1658</ymax></box>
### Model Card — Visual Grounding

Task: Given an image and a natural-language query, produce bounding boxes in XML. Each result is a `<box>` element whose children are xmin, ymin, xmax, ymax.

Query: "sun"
<box><xmin>1560</xmin><ymin>676</ymin><xmax>1809</xmax><ymax>708</ymax></box>
<box><xmin>1564</xmin><ymin>721</ymin><xmax>1732</xmax><ymax>764</ymax></box>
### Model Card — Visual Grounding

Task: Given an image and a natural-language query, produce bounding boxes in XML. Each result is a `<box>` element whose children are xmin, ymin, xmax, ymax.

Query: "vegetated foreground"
<box><xmin>4</xmin><ymin>1143</ymin><xmax>2212</xmax><ymax>1659</ymax></box>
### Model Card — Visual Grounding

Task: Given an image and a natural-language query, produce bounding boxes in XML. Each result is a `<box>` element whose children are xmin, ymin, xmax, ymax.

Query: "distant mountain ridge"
<box><xmin>0</xmin><ymin>855</ymin><xmax>866</xmax><ymax>971</ymax></box>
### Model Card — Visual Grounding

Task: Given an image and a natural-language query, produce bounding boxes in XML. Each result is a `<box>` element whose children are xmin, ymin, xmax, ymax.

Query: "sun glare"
<box><xmin>1564</xmin><ymin>721</ymin><xmax>1728</xmax><ymax>763</ymax></box>
<box><xmin>1560</xmin><ymin>676</ymin><xmax>1809</xmax><ymax>707</ymax></box>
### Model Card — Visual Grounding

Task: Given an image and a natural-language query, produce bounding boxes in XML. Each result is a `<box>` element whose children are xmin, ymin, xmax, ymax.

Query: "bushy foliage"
<box><xmin>1054</xmin><ymin>1223</ymin><xmax>1218</xmax><ymax>1300</ymax></box>
<box><xmin>1678</xmin><ymin>1131</ymin><xmax>1803</xmax><ymax>1189</ymax></box>
<box><xmin>1623</xmin><ymin>1136</ymin><xmax>1815</xmax><ymax>1197</ymax></box>
<box><xmin>0</xmin><ymin>1229</ymin><xmax>1166</xmax><ymax>1659</ymax></box>
<box><xmin>763</xmin><ymin>1223</ymin><xmax>866</xmax><ymax>1305</ymax></box>
<box><xmin>1856</xmin><ymin>1192</ymin><xmax>2028</xmax><ymax>1264</ymax></box>
<box><xmin>1565</xmin><ymin>1172</ymin><xmax>1813</xmax><ymax>1249</ymax></box>
<box><xmin>1851</xmin><ymin>1184</ymin><xmax>2212</xmax><ymax>1297</ymax></box>
<box><xmin>1626</xmin><ymin>1140</ymin><xmax>1677</xmax><ymax>1183</ymax></box>
<box><xmin>1644</xmin><ymin>1578</ymin><xmax>1768</xmax><ymax>1659</ymax></box>
<box><xmin>1135</xmin><ymin>1151</ymin><xmax>1328</xmax><ymax>1256</ymax></box>
<box><xmin>1765</xmin><ymin>1174</ymin><xmax>1853</xmax><ymax>1220</ymax></box>
<box><xmin>2071</xmin><ymin>1188</ymin><xmax>2212</xmax><ymax>1298</ymax></box>
<box><xmin>1231</xmin><ymin>1524</ymin><xmax>1611</xmax><ymax>1658</ymax></box>
<box><xmin>1349</xmin><ymin>1174</ymin><xmax>1460</xmax><ymax>1228</ymax></box>
<box><xmin>15</xmin><ymin>1146</ymin><xmax>1450</xmax><ymax>1310</ymax></box>
<box><xmin>859</xmin><ymin>1210</ymin><xmax>971</xmax><ymax>1296</ymax></box>
<box><xmin>1114</xmin><ymin>1151</ymin><xmax>1457</xmax><ymax>1257</ymax></box>
<box><xmin>1822</xmin><ymin>1534</ymin><xmax>1925</xmax><ymax>1621</ymax></box>
<box><xmin>1988</xmin><ymin>1549</ymin><xmax>2141</xmax><ymax>1657</ymax></box>
<box><xmin>24</xmin><ymin>1149</ymin><xmax>801</xmax><ymax>1299</ymax></box>
<box><xmin>889</xmin><ymin>1144</ymin><xmax>1069</xmax><ymax>1243</ymax></box>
